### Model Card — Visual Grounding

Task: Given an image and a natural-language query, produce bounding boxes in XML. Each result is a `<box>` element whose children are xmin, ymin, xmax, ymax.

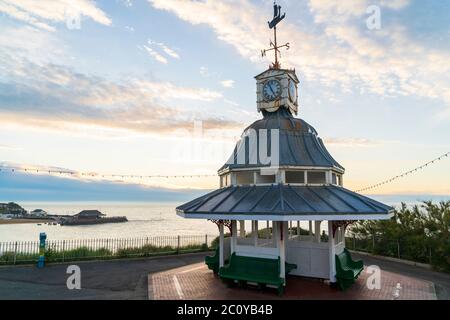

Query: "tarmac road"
<box><xmin>0</xmin><ymin>252</ymin><xmax>448</xmax><ymax>300</ymax></box>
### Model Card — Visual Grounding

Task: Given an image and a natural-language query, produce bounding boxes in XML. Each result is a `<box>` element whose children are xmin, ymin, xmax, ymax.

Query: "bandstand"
<box><xmin>176</xmin><ymin>3</ymin><xmax>393</xmax><ymax>294</ymax></box>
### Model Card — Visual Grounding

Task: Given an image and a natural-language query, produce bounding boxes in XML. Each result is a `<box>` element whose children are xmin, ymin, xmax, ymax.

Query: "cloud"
<box><xmin>199</xmin><ymin>67</ymin><xmax>210</xmax><ymax>77</ymax></box>
<box><xmin>0</xmin><ymin>26</ymin><xmax>238</xmax><ymax>135</ymax></box>
<box><xmin>324</xmin><ymin>137</ymin><xmax>382</xmax><ymax>147</ymax></box>
<box><xmin>0</xmin><ymin>144</ymin><xmax>22</xmax><ymax>151</ymax></box>
<box><xmin>159</xmin><ymin>43</ymin><xmax>180</xmax><ymax>59</ymax></box>
<box><xmin>147</xmin><ymin>0</ymin><xmax>450</xmax><ymax>111</ymax></box>
<box><xmin>0</xmin><ymin>169</ymin><xmax>208</xmax><ymax>201</ymax></box>
<box><xmin>0</xmin><ymin>0</ymin><xmax>112</xmax><ymax>31</ymax></box>
<box><xmin>121</xmin><ymin>0</ymin><xmax>133</xmax><ymax>8</ymax></box>
<box><xmin>308</xmin><ymin>0</ymin><xmax>410</xmax><ymax>23</ymax></box>
<box><xmin>143</xmin><ymin>40</ymin><xmax>180</xmax><ymax>64</ymax></box>
<box><xmin>0</xmin><ymin>60</ymin><xmax>235</xmax><ymax>134</ymax></box>
<box><xmin>142</xmin><ymin>44</ymin><xmax>168</xmax><ymax>64</ymax></box>
<box><xmin>220</xmin><ymin>80</ymin><xmax>234</xmax><ymax>88</ymax></box>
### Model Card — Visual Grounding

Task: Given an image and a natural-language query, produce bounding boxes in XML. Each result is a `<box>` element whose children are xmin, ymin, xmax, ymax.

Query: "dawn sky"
<box><xmin>0</xmin><ymin>0</ymin><xmax>449</xmax><ymax>197</ymax></box>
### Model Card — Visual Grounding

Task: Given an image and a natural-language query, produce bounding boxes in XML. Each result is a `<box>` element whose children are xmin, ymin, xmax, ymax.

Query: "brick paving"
<box><xmin>149</xmin><ymin>263</ymin><xmax>436</xmax><ymax>300</ymax></box>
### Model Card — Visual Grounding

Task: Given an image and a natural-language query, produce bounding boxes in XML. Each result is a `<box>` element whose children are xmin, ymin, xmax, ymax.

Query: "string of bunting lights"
<box><xmin>0</xmin><ymin>166</ymin><xmax>217</xmax><ymax>179</ymax></box>
<box><xmin>354</xmin><ymin>151</ymin><xmax>450</xmax><ymax>192</ymax></box>
<box><xmin>1</xmin><ymin>151</ymin><xmax>448</xmax><ymax>188</ymax></box>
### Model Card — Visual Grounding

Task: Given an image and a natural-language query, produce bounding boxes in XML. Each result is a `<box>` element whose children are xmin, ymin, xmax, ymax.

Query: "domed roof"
<box><xmin>220</xmin><ymin>108</ymin><xmax>344</xmax><ymax>172</ymax></box>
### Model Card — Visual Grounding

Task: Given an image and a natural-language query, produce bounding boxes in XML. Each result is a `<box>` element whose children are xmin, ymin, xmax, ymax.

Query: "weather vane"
<box><xmin>261</xmin><ymin>1</ymin><xmax>290</xmax><ymax>69</ymax></box>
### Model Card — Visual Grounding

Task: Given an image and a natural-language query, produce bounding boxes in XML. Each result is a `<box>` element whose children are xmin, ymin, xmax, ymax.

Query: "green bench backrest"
<box><xmin>228</xmin><ymin>254</ymin><xmax>280</xmax><ymax>277</ymax></box>
<box><xmin>336</xmin><ymin>252</ymin><xmax>350</xmax><ymax>270</ymax></box>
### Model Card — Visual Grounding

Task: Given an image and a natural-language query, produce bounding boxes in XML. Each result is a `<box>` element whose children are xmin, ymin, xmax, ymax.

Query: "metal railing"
<box><xmin>0</xmin><ymin>234</ymin><xmax>437</xmax><ymax>268</ymax></box>
<box><xmin>0</xmin><ymin>235</ymin><xmax>216</xmax><ymax>265</ymax></box>
<box><xmin>345</xmin><ymin>235</ymin><xmax>434</xmax><ymax>265</ymax></box>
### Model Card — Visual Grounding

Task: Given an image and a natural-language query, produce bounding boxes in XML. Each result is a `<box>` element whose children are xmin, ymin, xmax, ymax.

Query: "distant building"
<box><xmin>31</xmin><ymin>209</ymin><xmax>48</xmax><ymax>217</ymax></box>
<box><xmin>74</xmin><ymin>210</ymin><xmax>106</xmax><ymax>220</ymax></box>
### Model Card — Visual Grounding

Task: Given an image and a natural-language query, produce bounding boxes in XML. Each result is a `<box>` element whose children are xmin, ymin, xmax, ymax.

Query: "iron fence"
<box><xmin>345</xmin><ymin>235</ymin><xmax>433</xmax><ymax>265</ymax></box>
<box><xmin>0</xmin><ymin>234</ymin><xmax>216</xmax><ymax>265</ymax></box>
<box><xmin>0</xmin><ymin>234</ymin><xmax>437</xmax><ymax>267</ymax></box>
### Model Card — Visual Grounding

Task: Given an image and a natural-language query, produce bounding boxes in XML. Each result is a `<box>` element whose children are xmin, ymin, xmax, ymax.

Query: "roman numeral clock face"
<box><xmin>263</xmin><ymin>79</ymin><xmax>282</xmax><ymax>101</ymax></box>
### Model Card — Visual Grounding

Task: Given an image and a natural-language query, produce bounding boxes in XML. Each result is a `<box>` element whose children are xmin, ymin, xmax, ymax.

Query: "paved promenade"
<box><xmin>149</xmin><ymin>261</ymin><xmax>436</xmax><ymax>300</ymax></box>
<box><xmin>0</xmin><ymin>252</ymin><xmax>448</xmax><ymax>300</ymax></box>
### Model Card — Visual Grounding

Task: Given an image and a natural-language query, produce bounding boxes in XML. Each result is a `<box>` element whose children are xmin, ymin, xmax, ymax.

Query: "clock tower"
<box><xmin>256</xmin><ymin>68</ymin><xmax>299</xmax><ymax>115</ymax></box>
<box><xmin>256</xmin><ymin>2</ymin><xmax>299</xmax><ymax>115</ymax></box>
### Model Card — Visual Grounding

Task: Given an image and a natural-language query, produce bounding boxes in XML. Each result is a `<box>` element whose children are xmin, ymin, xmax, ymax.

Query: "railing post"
<box><xmin>177</xmin><ymin>235</ymin><xmax>180</xmax><ymax>254</ymax></box>
<box><xmin>62</xmin><ymin>240</ymin><xmax>66</xmax><ymax>262</ymax></box>
<box><xmin>205</xmin><ymin>234</ymin><xmax>208</xmax><ymax>249</ymax></box>
<box><xmin>397</xmin><ymin>240</ymin><xmax>400</xmax><ymax>259</ymax></box>
<box><xmin>429</xmin><ymin>247</ymin><xmax>432</xmax><ymax>265</ymax></box>
<box><xmin>372</xmin><ymin>234</ymin><xmax>375</xmax><ymax>253</ymax></box>
<box><xmin>353</xmin><ymin>235</ymin><xmax>356</xmax><ymax>250</ymax></box>
<box><xmin>13</xmin><ymin>242</ymin><xmax>17</xmax><ymax>265</ymax></box>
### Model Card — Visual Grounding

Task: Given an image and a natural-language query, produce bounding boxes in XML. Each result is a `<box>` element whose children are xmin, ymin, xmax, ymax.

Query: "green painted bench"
<box><xmin>218</xmin><ymin>253</ymin><xmax>297</xmax><ymax>296</ymax></box>
<box><xmin>205</xmin><ymin>247</ymin><xmax>222</xmax><ymax>274</ymax></box>
<box><xmin>285</xmin><ymin>261</ymin><xmax>297</xmax><ymax>275</ymax></box>
<box><xmin>335</xmin><ymin>248</ymin><xmax>364</xmax><ymax>291</ymax></box>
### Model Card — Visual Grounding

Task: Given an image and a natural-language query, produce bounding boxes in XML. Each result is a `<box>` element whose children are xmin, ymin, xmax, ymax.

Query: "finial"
<box><xmin>261</xmin><ymin>1</ymin><xmax>289</xmax><ymax>69</ymax></box>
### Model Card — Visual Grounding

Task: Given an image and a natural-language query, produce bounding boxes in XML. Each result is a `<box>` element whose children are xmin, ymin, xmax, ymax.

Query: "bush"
<box><xmin>349</xmin><ymin>201</ymin><xmax>450</xmax><ymax>273</ymax></box>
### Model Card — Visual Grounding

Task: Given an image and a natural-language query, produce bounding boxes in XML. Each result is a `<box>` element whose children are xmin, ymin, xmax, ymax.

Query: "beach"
<box><xmin>0</xmin><ymin>218</ymin><xmax>50</xmax><ymax>225</ymax></box>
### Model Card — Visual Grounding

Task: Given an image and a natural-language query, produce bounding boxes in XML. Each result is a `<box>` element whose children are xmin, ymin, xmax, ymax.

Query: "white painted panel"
<box><xmin>235</xmin><ymin>244</ymin><xmax>279</xmax><ymax>259</ymax></box>
<box><xmin>286</xmin><ymin>240</ymin><xmax>330</xmax><ymax>279</ymax></box>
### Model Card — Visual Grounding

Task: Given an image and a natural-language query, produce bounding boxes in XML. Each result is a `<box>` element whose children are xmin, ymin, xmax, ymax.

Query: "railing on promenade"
<box><xmin>0</xmin><ymin>234</ymin><xmax>216</xmax><ymax>265</ymax></box>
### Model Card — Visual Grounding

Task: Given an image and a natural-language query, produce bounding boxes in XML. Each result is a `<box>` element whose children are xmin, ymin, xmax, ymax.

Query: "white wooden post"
<box><xmin>231</xmin><ymin>220</ymin><xmax>236</xmax><ymax>254</ymax></box>
<box><xmin>219</xmin><ymin>223</ymin><xmax>224</xmax><ymax>267</ymax></box>
<box><xmin>309</xmin><ymin>221</ymin><xmax>313</xmax><ymax>240</ymax></box>
<box><xmin>239</xmin><ymin>220</ymin><xmax>245</xmax><ymax>237</ymax></box>
<box><xmin>253</xmin><ymin>221</ymin><xmax>258</xmax><ymax>246</ymax></box>
<box><xmin>326</xmin><ymin>170</ymin><xmax>332</xmax><ymax>184</ymax></box>
<box><xmin>315</xmin><ymin>221</ymin><xmax>321</xmax><ymax>243</ymax></box>
<box><xmin>289</xmin><ymin>221</ymin><xmax>292</xmax><ymax>238</ymax></box>
<box><xmin>272</xmin><ymin>221</ymin><xmax>277</xmax><ymax>247</ymax></box>
<box><xmin>328</xmin><ymin>221</ymin><xmax>336</xmax><ymax>283</ymax></box>
<box><xmin>278</xmin><ymin>221</ymin><xmax>286</xmax><ymax>281</ymax></box>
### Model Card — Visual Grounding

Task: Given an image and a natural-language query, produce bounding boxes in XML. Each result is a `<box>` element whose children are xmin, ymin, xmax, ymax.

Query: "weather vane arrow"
<box><xmin>261</xmin><ymin>1</ymin><xmax>290</xmax><ymax>69</ymax></box>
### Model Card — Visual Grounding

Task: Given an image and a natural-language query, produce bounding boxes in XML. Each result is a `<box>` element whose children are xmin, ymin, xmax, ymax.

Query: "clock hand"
<box><xmin>268</xmin><ymin>84</ymin><xmax>276</xmax><ymax>97</ymax></box>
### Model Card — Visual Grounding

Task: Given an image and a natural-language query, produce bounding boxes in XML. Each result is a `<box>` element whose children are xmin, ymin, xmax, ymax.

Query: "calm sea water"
<box><xmin>0</xmin><ymin>197</ymin><xmax>446</xmax><ymax>243</ymax></box>
<box><xmin>0</xmin><ymin>202</ymin><xmax>219</xmax><ymax>242</ymax></box>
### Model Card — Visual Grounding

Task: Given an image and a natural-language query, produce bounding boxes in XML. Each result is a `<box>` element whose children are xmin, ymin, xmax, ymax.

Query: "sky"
<box><xmin>0</xmin><ymin>0</ymin><xmax>449</xmax><ymax>200</ymax></box>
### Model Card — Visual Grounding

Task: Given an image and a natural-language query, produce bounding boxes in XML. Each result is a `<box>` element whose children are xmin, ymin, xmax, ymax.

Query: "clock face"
<box><xmin>288</xmin><ymin>80</ymin><xmax>297</xmax><ymax>103</ymax></box>
<box><xmin>263</xmin><ymin>79</ymin><xmax>282</xmax><ymax>101</ymax></box>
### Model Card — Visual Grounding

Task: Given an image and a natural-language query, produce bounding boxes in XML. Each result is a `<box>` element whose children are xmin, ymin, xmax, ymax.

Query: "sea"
<box><xmin>0</xmin><ymin>202</ymin><xmax>219</xmax><ymax>243</ymax></box>
<box><xmin>1</xmin><ymin>196</ymin><xmax>448</xmax><ymax>243</ymax></box>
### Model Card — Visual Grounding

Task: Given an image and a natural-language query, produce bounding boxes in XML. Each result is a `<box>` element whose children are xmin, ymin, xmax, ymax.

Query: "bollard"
<box><xmin>37</xmin><ymin>233</ymin><xmax>46</xmax><ymax>268</ymax></box>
